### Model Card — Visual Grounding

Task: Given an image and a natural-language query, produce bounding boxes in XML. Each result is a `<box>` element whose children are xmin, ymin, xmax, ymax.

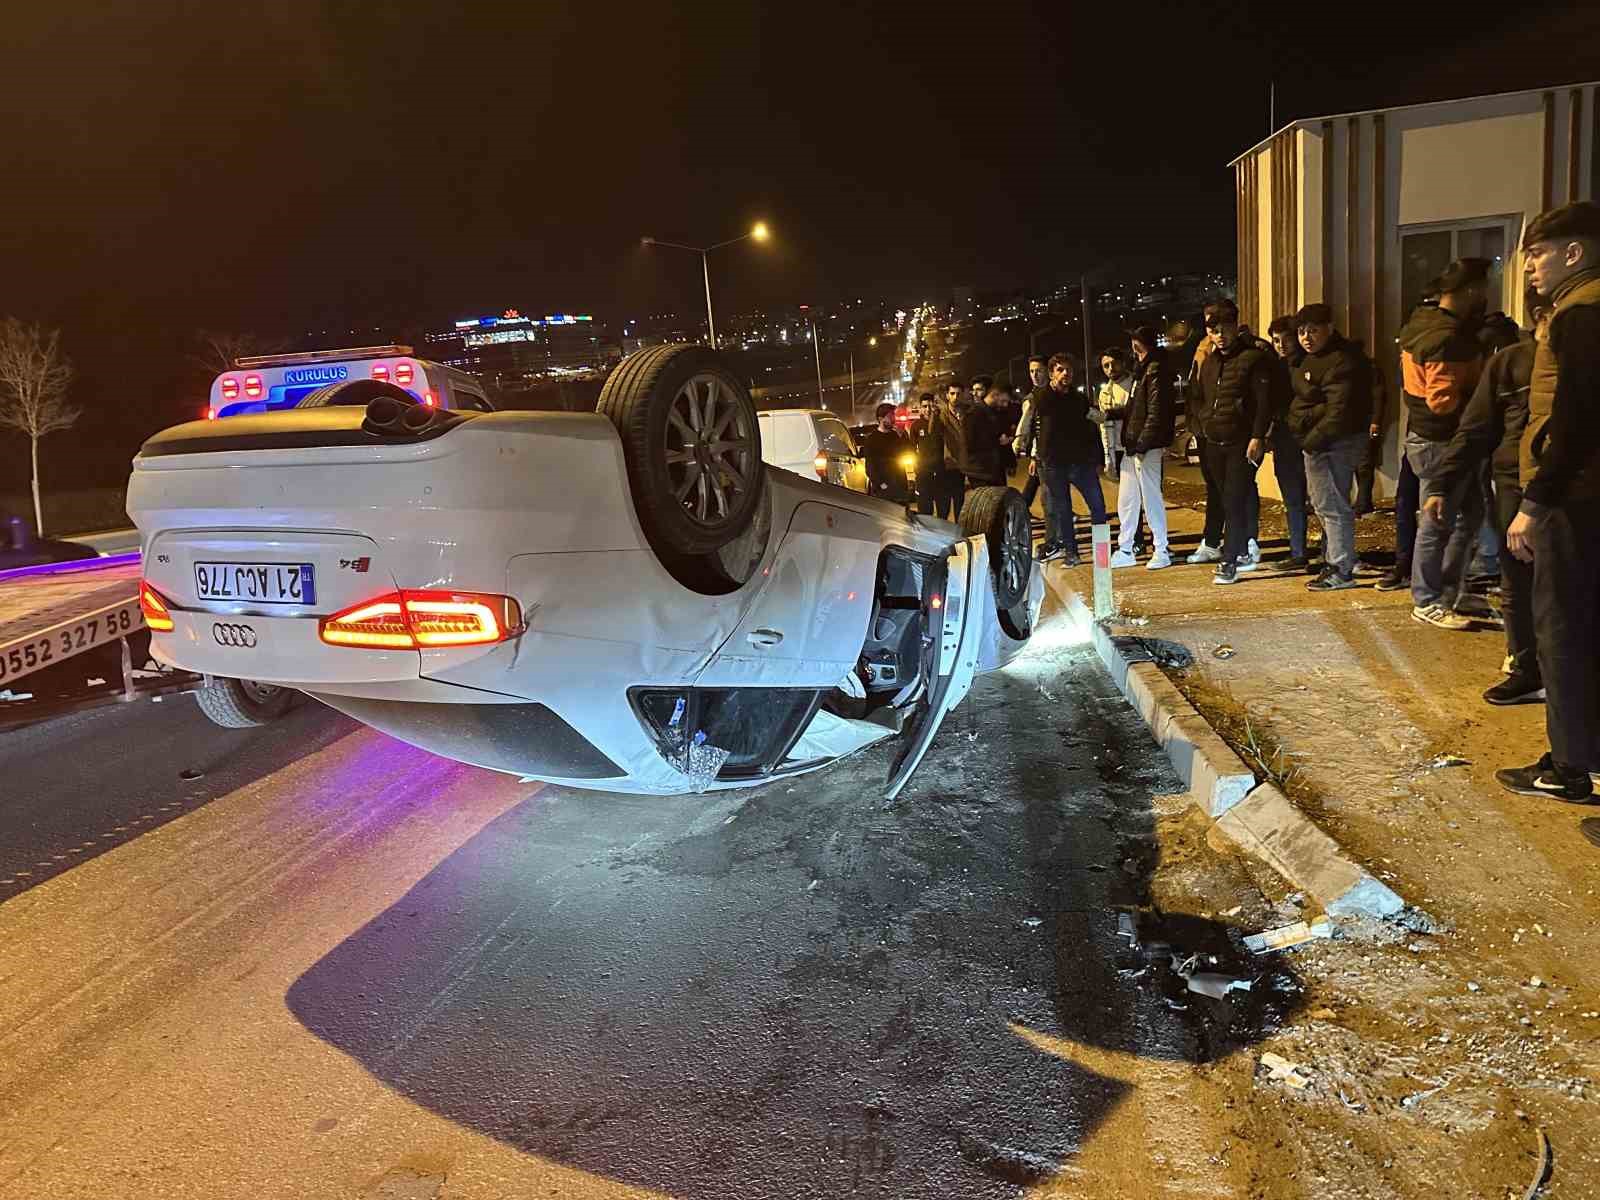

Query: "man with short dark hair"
<box><xmin>1288</xmin><ymin>304</ymin><xmax>1375</xmax><ymax>590</ymax></box>
<box><xmin>1013</xmin><ymin>355</ymin><xmax>1048</xmax><ymax>513</ymax></box>
<box><xmin>1099</xmin><ymin>329</ymin><xmax>1174</xmax><ymax>569</ymax></box>
<box><xmin>910</xmin><ymin>392</ymin><xmax>941</xmax><ymax>515</ymax></box>
<box><xmin>1196</xmin><ymin>300</ymin><xmax>1273</xmax><ymax>585</ymax></box>
<box><xmin>1266</xmin><ymin>314</ymin><xmax>1311</xmax><ymax>570</ymax></box>
<box><xmin>1030</xmin><ymin>353</ymin><xmax>1107</xmax><ymax>564</ymax></box>
<box><xmin>969</xmin><ymin>375</ymin><xmax>993</xmax><ymax>412</ymax></box>
<box><xmin>1429</xmin><ymin>295</ymin><xmax>1547</xmax><ymax>706</ymax></box>
<box><xmin>862</xmin><ymin>400</ymin><xmax>911</xmax><ymax>501</ymax></box>
<box><xmin>956</xmin><ymin>385</ymin><xmax>1010</xmax><ymax>487</ymax></box>
<box><xmin>1498</xmin><ymin>201</ymin><xmax>1600</xmax><ymax>804</ymax></box>
<box><xmin>1399</xmin><ymin>257</ymin><xmax>1492</xmax><ymax>629</ymax></box>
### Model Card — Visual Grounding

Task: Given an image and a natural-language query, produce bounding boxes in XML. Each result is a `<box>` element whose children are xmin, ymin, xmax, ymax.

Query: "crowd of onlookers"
<box><xmin>858</xmin><ymin>199</ymin><xmax>1600</xmax><ymax>833</ymax></box>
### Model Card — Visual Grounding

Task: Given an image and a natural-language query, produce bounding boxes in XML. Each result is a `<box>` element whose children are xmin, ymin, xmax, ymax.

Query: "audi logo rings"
<box><xmin>212</xmin><ymin>622</ymin><xmax>258</xmax><ymax>648</ymax></box>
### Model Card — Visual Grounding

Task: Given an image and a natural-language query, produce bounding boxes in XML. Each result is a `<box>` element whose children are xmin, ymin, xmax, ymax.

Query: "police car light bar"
<box><xmin>232</xmin><ymin>345</ymin><xmax>416</xmax><ymax>369</ymax></box>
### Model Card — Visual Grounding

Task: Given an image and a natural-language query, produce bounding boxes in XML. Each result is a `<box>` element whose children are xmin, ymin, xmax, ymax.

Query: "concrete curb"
<box><xmin>1045</xmin><ymin>570</ymin><xmax>1404</xmax><ymax>921</ymax></box>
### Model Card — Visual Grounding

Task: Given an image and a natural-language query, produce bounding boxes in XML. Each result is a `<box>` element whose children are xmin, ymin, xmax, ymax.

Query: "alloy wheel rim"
<box><xmin>1003</xmin><ymin>502</ymin><xmax>1030</xmax><ymax>597</ymax></box>
<box><xmin>663</xmin><ymin>373</ymin><xmax>756</xmax><ymax>527</ymax></box>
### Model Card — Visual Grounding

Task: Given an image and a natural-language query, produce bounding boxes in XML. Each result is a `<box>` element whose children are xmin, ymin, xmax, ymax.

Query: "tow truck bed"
<box><xmin>0</xmin><ymin>555</ymin><xmax>202</xmax><ymax>726</ymax></box>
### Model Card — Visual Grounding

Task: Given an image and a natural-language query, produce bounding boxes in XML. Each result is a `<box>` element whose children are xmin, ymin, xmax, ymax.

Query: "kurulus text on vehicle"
<box><xmin>318</xmin><ymin>590</ymin><xmax>524</xmax><ymax>650</ymax></box>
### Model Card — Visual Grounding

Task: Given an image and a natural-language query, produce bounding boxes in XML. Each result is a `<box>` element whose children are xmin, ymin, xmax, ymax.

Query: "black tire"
<box><xmin>596</xmin><ymin>344</ymin><xmax>766</xmax><ymax>564</ymax></box>
<box><xmin>297</xmin><ymin>379</ymin><xmax>418</xmax><ymax>409</ymax></box>
<box><xmin>960</xmin><ymin>485</ymin><xmax>1031</xmax><ymax>611</ymax></box>
<box><xmin>194</xmin><ymin>677</ymin><xmax>296</xmax><ymax>728</ymax></box>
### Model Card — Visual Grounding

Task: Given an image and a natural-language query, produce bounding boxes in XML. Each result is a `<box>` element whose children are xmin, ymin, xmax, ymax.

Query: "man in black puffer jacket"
<box><xmin>1195</xmin><ymin>299</ymin><xmax>1273</xmax><ymax>584</ymax></box>
<box><xmin>1428</xmin><ymin>301</ymin><xmax>1546</xmax><ymax>706</ymax></box>
<box><xmin>1028</xmin><ymin>353</ymin><xmax>1107</xmax><ymax>564</ymax></box>
<box><xmin>1287</xmin><ymin>303</ymin><xmax>1375</xmax><ymax>591</ymax></box>
<box><xmin>1097</xmin><ymin>326</ymin><xmax>1175</xmax><ymax>569</ymax></box>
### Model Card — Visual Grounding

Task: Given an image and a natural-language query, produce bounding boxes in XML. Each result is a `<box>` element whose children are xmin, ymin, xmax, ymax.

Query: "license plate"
<box><xmin>194</xmin><ymin>562</ymin><xmax>316</xmax><ymax>605</ymax></box>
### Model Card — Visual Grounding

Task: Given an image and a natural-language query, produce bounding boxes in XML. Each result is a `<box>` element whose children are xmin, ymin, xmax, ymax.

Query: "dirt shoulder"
<box><xmin>1050</xmin><ymin>469</ymin><xmax>1600</xmax><ymax>1199</ymax></box>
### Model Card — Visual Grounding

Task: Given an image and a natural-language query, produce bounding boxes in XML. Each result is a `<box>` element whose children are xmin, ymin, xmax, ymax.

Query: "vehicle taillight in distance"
<box><xmin>140</xmin><ymin>582</ymin><xmax>175</xmax><ymax>631</ymax></box>
<box><xmin>370</xmin><ymin>363</ymin><xmax>390</xmax><ymax>381</ymax></box>
<box><xmin>320</xmin><ymin>590</ymin><xmax>523</xmax><ymax>650</ymax></box>
<box><xmin>813</xmin><ymin>454</ymin><xmax>828</xmax><ymax>478</ymax></box>
<box><xmin>394</xmin><ymin>361</ymin><xmax>414</xmax><ymax>385</ymax></box>
<box><xmin>220</xmin><ymin>376</ymin><xmax>240</xmax><ymax>401</ymax></box>
<box><xmin>243</xmin><ymin>374</ymin><xmax>263</xmax><ymax>398</ymax></box>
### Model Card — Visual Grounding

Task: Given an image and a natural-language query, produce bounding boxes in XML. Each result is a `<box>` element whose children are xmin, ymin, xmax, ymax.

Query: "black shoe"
<box><xmin>1496</xmin><ymin>753</ymin><xmax>1595</xmax><ymax>803</ymax></box>
<box><xmin>1375</xmin><ymin>570</ymin><xmax>1410</xmax><ymax>592</ymax></box>
<box><xmin>1272</xmin><ymin>555</ymin><xmax>1310</xmax><ymax>573</ymax></box>
<box><xmin>1212</xmin><ymin>562</ymin><xmax>1240</xmax><ymax>586</ymax></box>
<box><xmin>1483</xmin><ymin>673</ymin><xmax>1546</xmax><ymax>706</ymax></box>
<box><xmin>1306</xmin><ymin>570</ymin><xmax>1358</xmax><ymax>591</ymax></box>
<box><xmin>1037</xmin><ymin>541</ymin><xmax>1064</xmax><ymax>562</ymax></box>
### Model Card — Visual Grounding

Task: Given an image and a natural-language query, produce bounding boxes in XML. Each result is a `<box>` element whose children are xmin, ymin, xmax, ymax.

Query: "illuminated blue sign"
<box><xmin>284</xmin><ymin>364</ymin><xmax>349</xmax><ymax>386</ymax></box>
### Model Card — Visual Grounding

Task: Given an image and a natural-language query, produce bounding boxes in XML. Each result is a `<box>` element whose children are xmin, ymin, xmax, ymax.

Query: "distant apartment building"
<box><xmin>1232</xmin><ymin>79</ymin><xmax>1598</xmax><ymax>497</ymax></box>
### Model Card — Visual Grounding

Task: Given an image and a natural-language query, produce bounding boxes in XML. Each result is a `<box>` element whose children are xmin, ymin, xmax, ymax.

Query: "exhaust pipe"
<box><xmin>361</xmin><ymin>392</ymin><xmax>467</xmax><ymax>440</ymax></box>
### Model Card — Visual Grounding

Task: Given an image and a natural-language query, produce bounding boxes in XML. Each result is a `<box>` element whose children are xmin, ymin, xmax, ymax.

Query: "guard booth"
<box><xmin>1231</xmin><ymin>81</ymin><xmax>1599</xmax><ymax>500</ymax></box>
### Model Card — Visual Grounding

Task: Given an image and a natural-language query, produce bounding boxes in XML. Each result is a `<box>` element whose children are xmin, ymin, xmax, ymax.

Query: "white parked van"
<box><xmin>756</xmin><ymin>408</ymin><xmax>867</xmax><ymax>493</ymax></box>
<box><xmin>207</xmin><ymin>345</ymin><xmax>492</xmax><ymax>420</ymax></box>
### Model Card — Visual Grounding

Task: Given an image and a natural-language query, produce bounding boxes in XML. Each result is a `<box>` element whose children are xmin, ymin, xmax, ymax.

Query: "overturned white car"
<box><xmin>127</xmin><ymin>344</ymin><xmax>1040</xmax><ymax>797</ymax></box>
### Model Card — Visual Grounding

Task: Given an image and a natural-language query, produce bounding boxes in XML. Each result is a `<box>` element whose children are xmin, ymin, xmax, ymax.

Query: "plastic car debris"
<box><xmin>1243</xmin><ymin>920</ymin><xmax>1333</xmax><ymax>953</ymax></box>
<box><xmin>1259</xmin><ymin>1052</ymin><xmax>1311</xmax><ymax>1089</ymax></box>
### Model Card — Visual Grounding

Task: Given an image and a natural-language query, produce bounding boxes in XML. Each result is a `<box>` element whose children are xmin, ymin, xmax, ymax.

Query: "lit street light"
<box><xmin>641</xmin><ymin>223</ymin><xmax>770</xmax><ymax>350</ymax></box>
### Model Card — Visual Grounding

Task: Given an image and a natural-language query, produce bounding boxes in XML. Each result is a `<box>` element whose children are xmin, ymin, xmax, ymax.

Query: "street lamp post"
<box><xmin>642</xmin><ymin>222</ymin><xmax>769</xmax><ymax>351</ymax></box>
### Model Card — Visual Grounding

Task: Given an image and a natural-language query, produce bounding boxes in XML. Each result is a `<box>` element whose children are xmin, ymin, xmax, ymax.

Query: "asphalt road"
<box><xmin>0</xmin><ymin>612</ymin><xmax>1282</xmax><ymax>1199</ymax></box>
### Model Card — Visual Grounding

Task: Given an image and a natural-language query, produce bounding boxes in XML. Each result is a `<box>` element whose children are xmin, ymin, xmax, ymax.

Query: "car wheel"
<box><xmin>959</xmin><ymin>485</ymin><xmax>1031</xmax><ymax>610</ymax></box>
<box><xmin>297</xmin><ymin>379</ymin><xmax>419</xmax><ymax>409</ymax></box>
<box><xmin>596</xmin><ymin>344</ymin><xmax>766</xmax><ymax>564</ymax></box>
<box><xmin>194</xmin><ymin>677</ymin><xmax>296</xmax><ymax>728</ymax></box>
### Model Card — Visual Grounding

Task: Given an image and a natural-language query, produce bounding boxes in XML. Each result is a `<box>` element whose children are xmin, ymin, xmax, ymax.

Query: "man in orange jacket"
<box><xmin>1398</xmin><ymin>257</ymin><xmax>1490</xmax><ymax>629</ymax></box>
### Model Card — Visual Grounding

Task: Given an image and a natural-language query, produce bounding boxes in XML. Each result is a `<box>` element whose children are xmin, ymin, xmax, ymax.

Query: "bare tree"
<box><xmin>0</xmin><ymin>319</ymin><xmax>78</xmax><ymax>536</ymax></box>
<box><xmin>189</xmin><ymin>330</ymin><xmax>286</xmax><ymax>379</ymax></box>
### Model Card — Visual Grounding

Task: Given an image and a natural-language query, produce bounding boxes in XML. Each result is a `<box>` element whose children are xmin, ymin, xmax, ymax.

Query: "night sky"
<box><xmin>4</xmin><ymin>1</ymin><xmax>1600</xmax><ymax>489</ymax></box>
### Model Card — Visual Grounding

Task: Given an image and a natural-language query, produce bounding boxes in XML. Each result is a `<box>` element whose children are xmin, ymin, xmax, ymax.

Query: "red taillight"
<box><xmin>220</xmin><ymin>377</ymin><xmax>240</xmax><ymax>400</ymax></box>
<box><xmin>394</xmin><ymin>361</ymin><xmax>414</xmax><ymax>385</ymax></box>
<box><xmin>370</xmin><ymin>363</ymin><xmax>390</xmax><ymax>381</ymax></box>
<box><xmin>423</xmin><ymin>391</ymin><xmax>436</xmax><ymax>407</ymax></box>
<box><xmin>205</xmin><ymin>407</ymin><xmax>216</xmax><ymax>420</ymax></box>
<box><xmin>243</xmin><ymin>374</ymin><xmax>263</xmax><ymax>398</ymax></box>
<box><xmin>319</xmin><ymin>590</ymin><xmax>523</xmax><ymax>650</ymax></box>
<box><xmin>140</xmin><ymin>582</ymin><xmax>175</xmax><ymax>632</ymax></box>
<box><xmin>813</xmin><ymin>453</ymin><xmax>829</xmax><ymax>477</ymax></box>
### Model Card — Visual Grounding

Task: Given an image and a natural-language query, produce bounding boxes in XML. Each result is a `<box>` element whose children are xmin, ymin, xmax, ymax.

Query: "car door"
<box><xmin>883</xmin><ymin>538</ymin><xmax>985</xmax><ymax>800</ymax></box>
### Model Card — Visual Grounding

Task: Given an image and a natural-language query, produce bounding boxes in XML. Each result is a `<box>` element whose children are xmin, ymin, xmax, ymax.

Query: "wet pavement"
<box><xmin>0</xmin><ymin>609</ymin><xmax>1292</xmax><ymax>1198</ymax></box>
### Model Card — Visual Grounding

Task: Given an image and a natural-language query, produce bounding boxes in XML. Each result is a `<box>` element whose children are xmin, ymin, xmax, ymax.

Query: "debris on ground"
<box><xmin>1423</xmin><ymin>753</ymin><xmax>1471</xmax><ymax>770</ymax></box>
<box><xmin>1187</xmin><ymin>972</ymin><xmax>1253</xmax><ymax>1000</ymax></box>
<box><xmin>1212</xmin><ymin>644</ymin><xmax>1236</xmax><ymax>660</ymax></box>
<box><xmin>1259</xmin><ymin>1052</ymin><xmax>1311</xmax><ymax>1089</ymax></box>
<box><xmin>1244</xmin><ymin>919</ymin><xmax>1333</xmax><ymax>954</ymax></box>
<box><xmin>1523</xmin><ymin>1128</ymin><xmax>1551</xmax><ymax>1200</ymax></box>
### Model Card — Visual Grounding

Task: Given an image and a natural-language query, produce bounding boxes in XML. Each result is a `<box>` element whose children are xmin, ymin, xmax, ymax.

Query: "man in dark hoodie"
<box><xmin>1196</xmin><ymin>299</ymin><xmax>1274</xmax><ymax>585</ymax></box>
<box><xmin>1030</xmin><ymin>353</ymin><xmax>1107</xmax><ymax>565</ymax></box>
<box><xmin>1498</xmin><ymin>201</ymin><xmax>1600</xmax><ymax>806</ymax></box>
<box><xmin>1266</xmin><ymin>315</ymin><xmax>1312</xmax><ymax>571</ymax></box>
<box><xmin>1098</xmin><ymin>328</ymin><xmax>1175</xmax><ymax>570</ymax></box>
<box><xmin>1288</xmin><ymin>304</ymin><xmax>1375</xmax><ymax>591</ymax></box>
<box><xmin>1428</xmin><ymin>296</ymin><xmax>1547</xmax><ymax>707</ymax></box>
<box><xmin>1399</xmin><ymin>257</ymin><xmax>1491</xmax><ymax>630</ymax></box>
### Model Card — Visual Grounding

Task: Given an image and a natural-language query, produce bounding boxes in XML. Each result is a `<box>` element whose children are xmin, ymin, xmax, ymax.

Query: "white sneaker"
<box><xmin>1147</xmin><ymin>551</ymin><xmax>1173</xmax><ymax>571</ymax></box>
<box><xmin>1247</xmin><ymin>538</ymin><xmax>1261</xmax><ymax>564</ymax></box>
<box><xmin>1236</xmin><ymin>554</ymin><xmax>1260</xmax><ymax>573</ymax></box>
<box><xmin>1109</xmin><ymin>549</ymin><xmax>1139</xmax><ymax>569</ymax></box>
<box><xmin>1412</xmin><ymin>603</ymin><xmax>1473</xmax><ymax>631</ymax></box>
<box><xmin>1187</xmin><ymin>542</ymin><xmax>1222</xmax><ymax>564</ymax></box>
